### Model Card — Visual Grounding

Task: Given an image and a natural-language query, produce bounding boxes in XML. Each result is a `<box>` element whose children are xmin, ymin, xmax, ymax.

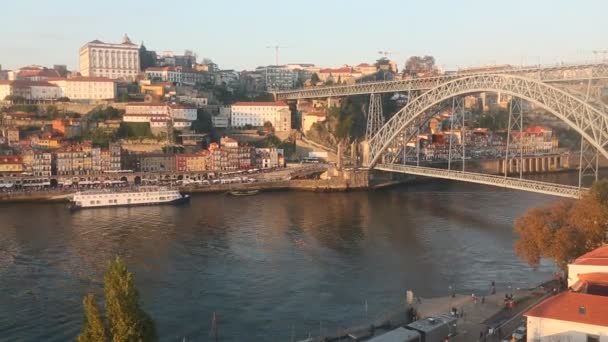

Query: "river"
<box><xmin>0</xmin><ymin>177</ymin><xmax>568</xmax><ymax>341</ymax></box>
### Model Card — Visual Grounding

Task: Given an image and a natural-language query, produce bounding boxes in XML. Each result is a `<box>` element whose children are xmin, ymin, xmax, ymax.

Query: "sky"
<box><xmin>1</xmin><ymin>0</ymin><xmax>606</xmax><ymax>72</ymax></box>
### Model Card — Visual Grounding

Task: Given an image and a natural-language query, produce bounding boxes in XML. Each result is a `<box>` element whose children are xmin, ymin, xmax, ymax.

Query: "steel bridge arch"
<box><xmin>364</xmin><ymin>74</ymin><xmax>608</xmax><ymax>167</ymax></box>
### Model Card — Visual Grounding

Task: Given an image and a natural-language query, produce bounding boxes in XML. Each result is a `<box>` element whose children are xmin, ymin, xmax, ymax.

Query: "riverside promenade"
<box><xmin>415</xmin><ymin>285</ymin><xmax>551</xmax><ymax>342</ymax></box>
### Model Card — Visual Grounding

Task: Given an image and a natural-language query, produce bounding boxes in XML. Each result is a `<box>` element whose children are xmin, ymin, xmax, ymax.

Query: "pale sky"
<box><xmin>1</xmin><ymin>0</ymin><xmax>606</xmax><ymax>71</ymax></box>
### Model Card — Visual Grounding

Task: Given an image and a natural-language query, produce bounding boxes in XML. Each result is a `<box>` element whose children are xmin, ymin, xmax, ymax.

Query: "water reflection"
<box><xmin>0</xmin><ymin>180</ymin><xmax>561</xmax><ymax>341</ymax></box>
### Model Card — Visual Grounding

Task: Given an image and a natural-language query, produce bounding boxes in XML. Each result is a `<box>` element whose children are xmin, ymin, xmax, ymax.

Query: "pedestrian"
<box><xmin>481</xmin><ymin>296</ymin><xmax>485</xmax><ymax>304</ymax></box>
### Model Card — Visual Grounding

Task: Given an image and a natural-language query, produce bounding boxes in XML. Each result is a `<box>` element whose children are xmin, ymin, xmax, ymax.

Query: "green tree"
<box><xmin>77</xmin><ymin>294</ymin><xmax>109</xmax><ymax>342</ymax></box>
<box><xmin>104</xmin><ymin>257</ymin><xmax>158</xmax><ymax>342</ymax></box>
<box><xmin>263</xmin><ymin>121</ymin><xmax>274</xmax><ymax>133</ymax></box>
<box><xmin>310</xmin><ymin>73</ymin><xmax>320</xmax><ymax>85</ymax></box>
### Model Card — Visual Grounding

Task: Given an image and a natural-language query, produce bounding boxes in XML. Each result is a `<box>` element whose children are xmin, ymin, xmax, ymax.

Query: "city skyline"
<box><xmin>1</xmin><ymin>0</ymin><xmax>607</xmax><ymax>71</ymax></box>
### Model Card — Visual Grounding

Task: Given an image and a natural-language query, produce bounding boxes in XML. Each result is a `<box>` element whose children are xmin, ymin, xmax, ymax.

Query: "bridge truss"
<box><xmin>275</xmin><ymin>63</ymin><xmax>608</xmax><ymax>100</ymax></box>
<box><xmin>364</xmin><ymin>74</ymin><xmax>608</xmax><ymax>167</ymax></box>
<box><xmin>356</xmin><ymin>72</ymin><xmax>608</xmax><ymax>197</ymax></box>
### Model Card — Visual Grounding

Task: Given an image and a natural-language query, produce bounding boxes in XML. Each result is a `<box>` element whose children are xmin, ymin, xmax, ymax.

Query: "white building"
<box><xmin>48</xmin><ymin>76</ymin><xmax>116</xmax><ymax>100</ymax></box>
<box><xmin>145</xmin><ymin>66</ymin><xmax>207</xmax><ymax>86</ymax></box>
<box><xmin>525</xmin><ymin>245</ymin><xmax>608</xmax><ymax>342</ymax></box>
<box><xmin>231</xmin><ymin>101</ymin><xmax>291</xmax><ymax>132</ymax></box>
<box><xmin>0</xmin><ymin>80</ymin><xmax>62</xmax><ymax>100</ymax></box>
<box><xmin>79</xmin><ymin>35</ymin><xmax>140</xmax><ymax>80</ymax></box>
<box><xmin>123</xmin><ymin>103</ymin><xmax>197</xmax><ymax>130</ymax></box>
<box><xmin>255</xmin><ymin>66</ymin><xmax>296</xmax><ymax>90</ymax></box>
<box><xmin>525</xmin><ymin>292</ymin><xmax>608</xmax><ymax>342</ymax></box>
<box><xmin>568</xmin><ymin>246</ymin><xmax>608</xmax><ymax>288</ymax></box>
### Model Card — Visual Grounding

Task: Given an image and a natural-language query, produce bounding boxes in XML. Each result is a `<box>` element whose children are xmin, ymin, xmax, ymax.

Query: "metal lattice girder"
<box><xmin>275</xmin><ymin>63</ymin><xmax>608</xmax><ymax>100</ymax></box>
<box><xmin>376</xmin><ymin>163</ymin><xmax>586</xmax><ymax>198</ymax></box>
<box><xmin>365</xmin><ymin>74</ymin><xmax>608</xmax><ymax>167</ymax></box>
<box><xmin>366</xmin><ymin>93</ymin><xmax>384</xmax><ymax>139</ymax></box>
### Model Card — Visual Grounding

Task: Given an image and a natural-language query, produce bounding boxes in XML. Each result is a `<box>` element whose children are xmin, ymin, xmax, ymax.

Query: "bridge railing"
<box><xmin>375</xmin><ymin>163</ymin><xmax>586</xmax><ymax>198</ymax></box>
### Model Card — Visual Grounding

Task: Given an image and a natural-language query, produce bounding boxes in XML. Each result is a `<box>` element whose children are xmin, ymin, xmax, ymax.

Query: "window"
<box><xmin>587</xmin><ymin>335</ymin><xmax>599</xmax><ymax>342</ymax></box>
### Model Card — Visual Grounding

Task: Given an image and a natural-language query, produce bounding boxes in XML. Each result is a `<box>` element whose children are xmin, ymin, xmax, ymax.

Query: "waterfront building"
<box><xmin>230</xmin><ymin>101</ymin><xmax>291</xmax><ymax>132</ymax></box>
<box><xmin>138</xmin><ymin>154</ymin><xmax>176</xmax><ymax>173</ymax></box>
<box><xmin>207</xmin><ymin>141</ymin><xmax>254</xmax><ymax>171</ymax></box>
<box><xmin>109</xmin><ymin>143</ymin><xmax>122</xmax><ymax>171</ymax></box>
<box><xmin>254</xmin><ymin>148</ymin><xmax>284</xmax><ymax>169</ymax></box>
<box><xmin>0</xmin><ymin>126</ymin><xmax>20</xmax><ymax>145</ymax></box>
<box><xmin>525</xmin><ymin>292</ymin><xmax>608</xmax><ymax>341</ymax></box>
<box><xmin>47</xmin><ymin>76</ymin><xmax>116</xmax><ymax>100</ymax></box>
<box><xmin>32</xmin><ymin>151</ymin><xmax>52</xmax><ymax>177</ymax></box>
<box><xmin>54</xmin><ymin>143</ymin><xmax>93</xmax><ymax>176</ymax></box>
<box><xmin>79</xmin><ymin>35</ymin><xmax>140</xmax><ymax>80</ymax></box>
<box><xmin>175</xmin><ymin>152</ymin><xmax>207</xmax><ymax>172</ymax></box>
<box><xmin>525</xmin><ymin>245</ymin><xmax>608</xmax><ymax>341</ymax></box>
<box><xmin>0</xmin><ymin>155</ymin><xmax>23</xmax><ymax>174</ymax></box>
<box><xmin>567</xmin><ymin>245</ymin><xmax>608</xmax><ymax>288</ymax></box>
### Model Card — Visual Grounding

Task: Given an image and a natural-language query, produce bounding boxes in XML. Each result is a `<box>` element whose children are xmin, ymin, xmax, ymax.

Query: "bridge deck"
<box><xmin>275</xmin><ymin>63</ymin><xmax>608</xmax><ymax>100</ymax></box>
<box><xmin>375</xmin><ymin>163</ymin><xmax>585</xmax><ymax>198</ymax></box>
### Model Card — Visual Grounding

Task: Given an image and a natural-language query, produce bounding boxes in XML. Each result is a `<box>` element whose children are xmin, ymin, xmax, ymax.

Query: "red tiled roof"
<box><xmin>8</xmin><ymin>80</ymin><xmax>59</xmax><ymax>88</ymax></box>
<box><xmin>356</xmin><ymin>63</ymin><xmax>373</xmax><ymax>67</ymax></box>
<box><xmin>232</xmin><ymin>101</ymin><xmax>288</xmax><ymax>107</ymax></box>
<box><xmin>0</xmin><ymin>156</ymin><xmax>22</xmax><ymax>164</ymax></box>
<box><xmin>573</xmin><ymin>246</ymin><xmax>608</xmax><ymax>266</ymax></box>
<box><xmin>18</xmin><ymin>69</ymin><xmax>61</xmax><ymax>78</ymax></box>
<box><xmin>67</xmin><ymin>76</ymin><xmax>114</xmax><ymax>82</ymax></box>
<box><xmin>524</xmin><ymin>292</ymin><xmax>608</xmax><ymax>327</ymax></box>
<box><xmin>319</xmin><ymin>67</ymin><xmax>354</xmax><ymax>74</ymax></box>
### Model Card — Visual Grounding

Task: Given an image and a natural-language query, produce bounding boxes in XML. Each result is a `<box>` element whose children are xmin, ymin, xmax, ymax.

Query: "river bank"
<box><xmin>0</xmin><ymin>178</ymin><xmax>409</xmax><ymax>204</ymax></box>
<box><xmin>303</xmin><ymin>281</ymin><xmax>555</xmax><ymax>342</ymax></box>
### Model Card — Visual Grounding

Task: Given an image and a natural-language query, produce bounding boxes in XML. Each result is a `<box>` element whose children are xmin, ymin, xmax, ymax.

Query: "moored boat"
<box><xmin>227</xmin><ymin>189</ymin><xmax>259</xmax><ymax>196</ymax></box>
<box><xmin>69</xmin><ymin>186</ymin><xmax>190</xmax><ymax>210</ymax></box>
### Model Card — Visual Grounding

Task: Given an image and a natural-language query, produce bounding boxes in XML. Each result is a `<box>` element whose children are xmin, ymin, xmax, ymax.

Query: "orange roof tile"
<box><xmin>524</xmin><ymin>292</ymin><xmax>608</xmax><ymax>327</ymax></box>
<box><xmin>573</xmin><ymin>246</ymin><xmax>608</xmax><ymax>266</ymax></box>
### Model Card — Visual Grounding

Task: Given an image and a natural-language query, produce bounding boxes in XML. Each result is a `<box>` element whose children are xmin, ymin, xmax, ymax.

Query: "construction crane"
<box><xmin>378</xmin><ymin>50</ymin><xmax>398</xmax><ymax>58</ymax></box>
<box><xmin>266</xmin><ymin>45</ymin><xmax>288</xmax><ymax>66</ymax></box>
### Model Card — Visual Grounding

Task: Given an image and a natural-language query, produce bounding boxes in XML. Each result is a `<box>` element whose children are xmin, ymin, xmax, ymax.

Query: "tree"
<box><xmin>310</xmin><ymin>73</ymin><xmax>320</xmax><ymax>85</ymax></box>
<box><xmin>263</xmin><ymin>121</ymin><xmax>273</xmax><ymax>131</ymax></box>
<box><xmin>77</xmin><ymin>294</ymin><xmax>109</xmax><ymax>342</ymax></box>
<box><xmin>513</xmin><ymin>179</ymin><xmax>608</xmax><ymax>271</ymax></box>
<box><xmin>404</xmin><ymin>55</ymin><xmax>436</xmax><ymax>76</ymax></box>
<box><xmin>104</xmin><ymin>257</ymin><xmax>158</xmax><ymax>342</ymax></box>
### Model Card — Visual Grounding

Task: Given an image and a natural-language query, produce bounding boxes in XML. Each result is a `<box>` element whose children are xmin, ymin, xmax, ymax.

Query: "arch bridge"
<box><xmin>277</xmin><ymin>63</ymin><xmax>608</xmax><ymax>198</ymax></box>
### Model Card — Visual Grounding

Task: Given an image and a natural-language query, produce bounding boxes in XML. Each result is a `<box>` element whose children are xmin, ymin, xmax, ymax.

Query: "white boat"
<box><xmin>69</xmin><ymin>186</ymin><xmax>190</xmax><ymax>210</ymax></box>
